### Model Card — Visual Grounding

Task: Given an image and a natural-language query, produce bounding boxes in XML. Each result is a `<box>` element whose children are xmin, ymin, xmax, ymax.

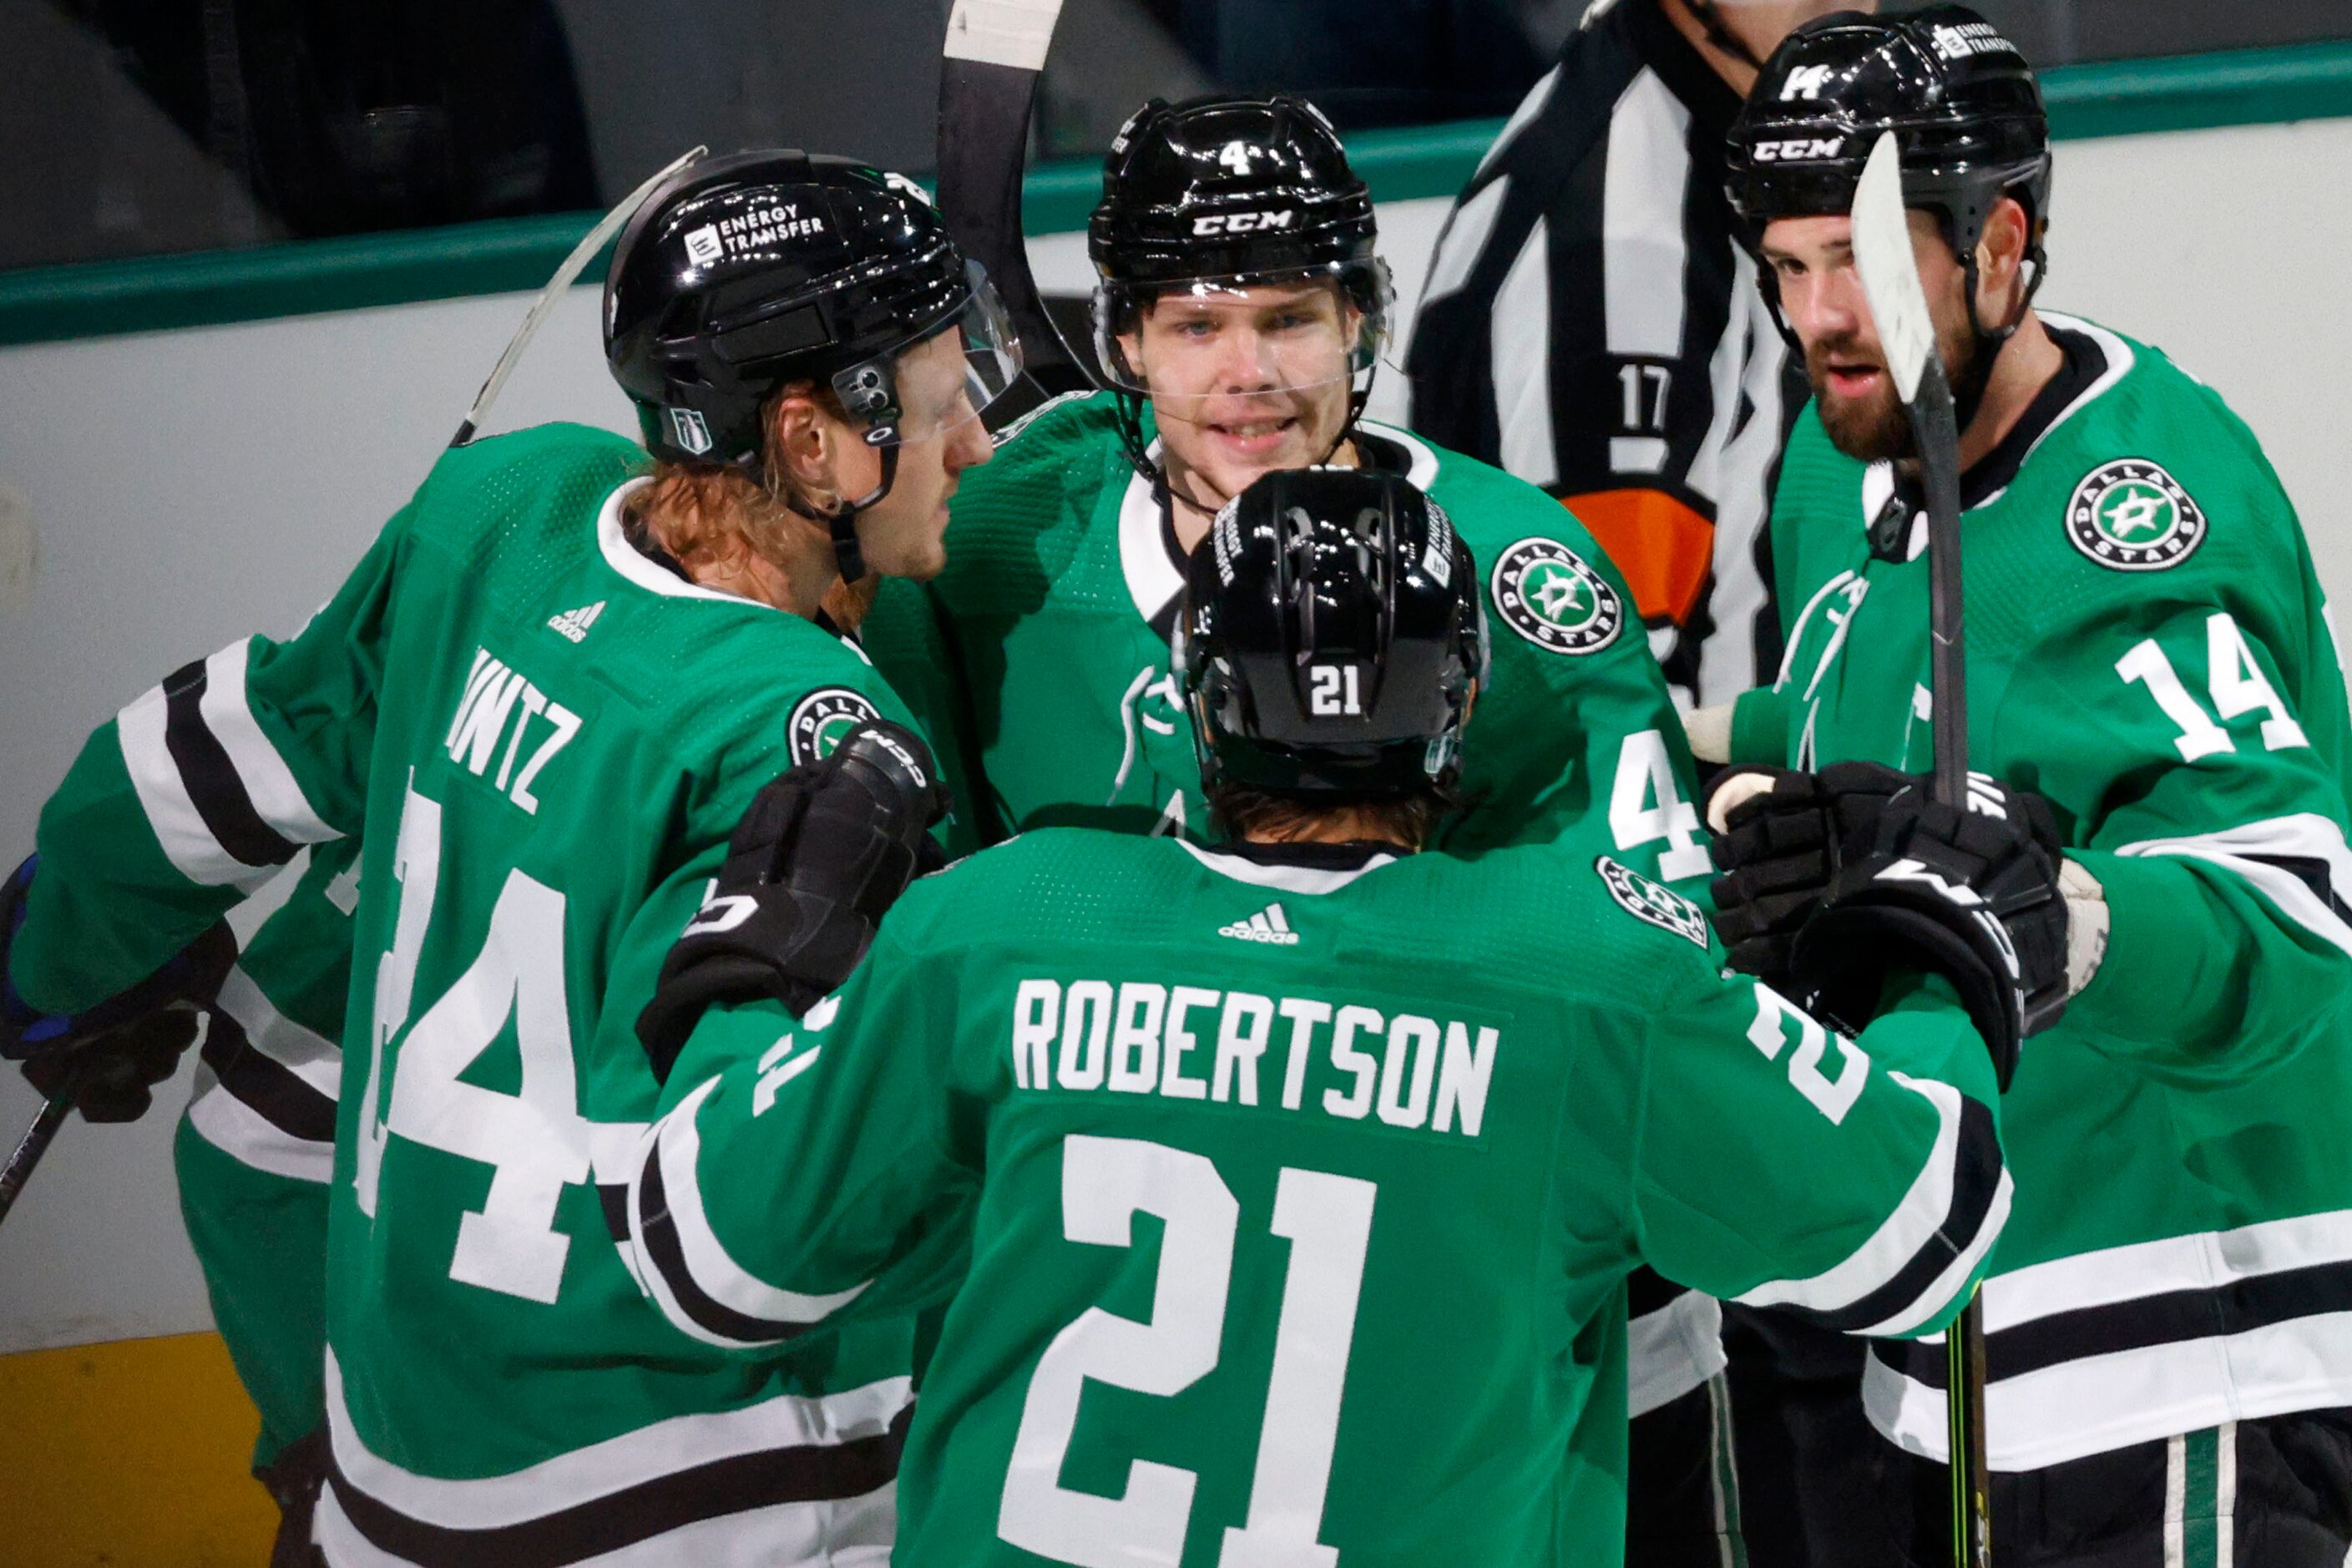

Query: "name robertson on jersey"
<box><xmin>443</xmin><ymin>646</ymin><xmax>582</xmax><ymax>814</ymax></box>
<box><xmin>1009</xmin><ymin>979</ymin><xmax>1500</xmax><ymax>1141</ymax></box>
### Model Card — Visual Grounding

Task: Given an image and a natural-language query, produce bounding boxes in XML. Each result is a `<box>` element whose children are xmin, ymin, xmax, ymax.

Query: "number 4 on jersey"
<box><xmin>355</xmin><ymin>779</ymin><xmax>595</xmax><ymax>1304</ymax></box>
<box><xmin>1611</xmin><ymin>729</ymin><xmax>1711</xmax><ymax>882</ymax></box>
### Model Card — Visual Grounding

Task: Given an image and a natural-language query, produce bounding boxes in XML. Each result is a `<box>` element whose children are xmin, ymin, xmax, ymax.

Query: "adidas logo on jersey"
<box><xmin>1218</xmin><ymin>903</ymin><xmax>1298</xmax><ymax>945</ymax></box>
<box><xmin>546</xmin><ymin>601</ymin><xmax>605</xmax><ymax>643</ymax></box>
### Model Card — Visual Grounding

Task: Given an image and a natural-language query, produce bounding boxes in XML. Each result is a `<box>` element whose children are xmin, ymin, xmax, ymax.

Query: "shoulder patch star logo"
<box><xmin>2066</xmin><ymin>458</ymin><xmax>2206</xmax><ymax>572</ymax></box>
<box><xmin>1490</xmin><ymin>538</ymin><xmax>1623</xmax><ymax>655</ymax></box>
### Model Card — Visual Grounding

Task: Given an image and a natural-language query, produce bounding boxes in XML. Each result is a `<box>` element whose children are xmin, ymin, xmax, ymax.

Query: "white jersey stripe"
<box><xmin>1858</xmin><ymin>1171</ymin><xmax>2014</xmax><ymax>1339</ymax></box>
<box><xmin>650</xmin><ymin>1079</ymin><xmax>873</xmax><ymax>1331</ymax></box>
<box><xmin>1601</xmin><ymin>68</ymin><xmax>1692</xmax><ymax>361</ymax></box>
<box><xmin>321</xmin><ymin>1345</ymin><xmax>910</xmax><ymax>1528</ymax></box>
<box><xmin>116</xmin><ymin>680</ymin><xmax>266</xmax><ymax>889</ymax></box>
<box><xmin>215</xmin><ymin>965</ymin><xmax>342</xmax><ymax>1099</ymax></box>
<box><xmin>1733</xmin><ymin>1070</ymin><xmax>1964</xmax><ymax>1316</ymax></box>
<box><xmin>1864</xmin><ymin>1308</ymin><xmax>2352</xmax><ymax>1472</ymax></box>
<box><xmin>200</xmin><ymin>639</ymin><xmax>340</xmax><ymax>847</ymax></box>
<box><xmin>1419</xmin><ymin>175</ymin><xmax>1510</xmax><ymax>312</ymax></box>
<box><xmin>1985</xmin><ymin>1206</ymin><xmax>2352</xmax><ymax>1334</ymax></box>
<box><xmin>1491</xmin><ymin>217</ymin><xmax>1558</xmax><ymax>491</ymax></box>
<box><xmin>1626</xmin><ymin>1287</ymin><xmax>1727</xmax><ymax>1419</ymax></box>
<box><xmin>1474</xmin><ymin>63</ymin><xmax>1558</xmax><ymax>180</ymax></box>
<box><xmin>2117</xmin><ymin>813</ymin><xmax>2352</xmax><ymax>959</ymax></box>
<box><xmin>187</xmin><ymin>1067</ymin><xmax>334</xmax><ymax>1183</ymax></box>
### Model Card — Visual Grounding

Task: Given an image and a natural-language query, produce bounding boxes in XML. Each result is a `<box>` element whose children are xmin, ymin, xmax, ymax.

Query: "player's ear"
<box><xmin>1975</xmin><ymin>196</ymin><xmax>2031</xmax><ymax>302</ymax></box>
<box><xmin>765</xmin><ymin>387</ymin><xmax>837</xmax><ymax>495</ymax></box>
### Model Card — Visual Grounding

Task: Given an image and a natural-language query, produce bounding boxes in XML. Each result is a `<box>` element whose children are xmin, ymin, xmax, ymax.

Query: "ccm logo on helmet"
<box><xmin>1191</xmin><ymin>210</ymin><xmax>1297</xmax><ymax>236</ymax></box>
<box><xmin>1752</xmin><ymin>137</ymin><xmax>1846</xmax><ymax>162</ymax></box>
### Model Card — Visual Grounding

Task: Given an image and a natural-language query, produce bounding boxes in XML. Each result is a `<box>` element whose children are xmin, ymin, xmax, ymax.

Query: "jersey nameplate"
<box><xmin>1490</xmin><ymin>538</ymin><xmax>1623</xmax><ymax>655</ymax></box>
<box><xmin>1597</xmin><ymin>855</ymin><xmax>1709</xmax><ymax>948</ymax></box>
<box><xmin>788</xmin><ymin>688</ymin><xmax>883</xmax><ymax>766</ymax></box>
<box><xmin>2066</xmin><ymin>458</ymin><xmax>2207</xmax><ymax>572</ymax></box>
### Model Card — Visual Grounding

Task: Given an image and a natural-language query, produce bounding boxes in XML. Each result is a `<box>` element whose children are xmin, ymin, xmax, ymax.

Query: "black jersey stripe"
<box><xmin>200</xmin><ymin>1009</ymin><xmax>336</xmax><ymax>1144</ymax></box>
<box><xmin>1870</xmin><ymin>1258</ymin><xmax>2352</xmax><ymax>1388</ymax></box>
<box><xmin>634</xmin><ymin>1141</ymin><xmax>820</xmax><ymax>1348</ymax></box>
<box><xmin>2237</xmin><ymin>852</ymin><xmax>2352</xmax><ymax>928</ymax></box>
<box><xmin>159</xmin><ymin>659</ymin><xmax>300</xmax><ymax>871</ymax></box>
<box><xmin>1773</xmin><ymin>1094</ymin><xmax>2003</xmax><ymax>1335</ymax></box>
<box><xmin>324</xmin><ymin>1402</ymin><xmax>908</xmax><ymax>1568</ymax></box>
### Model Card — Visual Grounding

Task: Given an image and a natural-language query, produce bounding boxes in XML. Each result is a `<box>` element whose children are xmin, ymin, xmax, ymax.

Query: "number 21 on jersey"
<box><xmin>999</xmin><ymin>1135</ymin><xmax>1375</xmax><ymax>1568</ymax></box>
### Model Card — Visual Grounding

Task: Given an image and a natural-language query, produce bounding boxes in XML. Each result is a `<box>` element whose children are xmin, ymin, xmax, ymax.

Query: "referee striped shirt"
<box><xmin>1406</xmin><ymin>0</ymin><xmax>1803</xmax><ymax>708</ymax></box>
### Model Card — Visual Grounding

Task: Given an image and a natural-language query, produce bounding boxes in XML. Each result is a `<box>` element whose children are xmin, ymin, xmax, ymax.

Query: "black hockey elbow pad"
<box><xmin>635</xmin><ymin>721</ymin><xmax>948</xmax><ymax>1080</ymax></box>
<box><xmin>1786</xmin><ymin>777</ymin><xmax>2070</xmax><ymax>1092</ymax></box>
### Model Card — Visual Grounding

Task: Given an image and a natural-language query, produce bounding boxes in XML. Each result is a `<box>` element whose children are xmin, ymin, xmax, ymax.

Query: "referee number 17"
<box><xmin>998</xmin><ymin>1135</ymin><xmax>1375</xmax><ymax>1568</ymax></box>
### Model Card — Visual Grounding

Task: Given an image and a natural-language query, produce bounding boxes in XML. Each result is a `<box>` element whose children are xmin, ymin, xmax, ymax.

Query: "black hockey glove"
<box><xmin>1706</xmin><ymin>761</ymin><xmax>1913</xmax><ymax>982</ymax></box>
<box><xmin>0</xmin><ymin>856</ymin><xmax>238</xmax><ymax>1122</ymax></box>
<box><xmin>636</xmin><ymin>721</ymin><xmax>950</xmax><ymax>1080</ymax></box>
<box><xmin>1787</xmin><ymin>777</ymin><xmax>2070</xmax><ymax>1092</ymax></box>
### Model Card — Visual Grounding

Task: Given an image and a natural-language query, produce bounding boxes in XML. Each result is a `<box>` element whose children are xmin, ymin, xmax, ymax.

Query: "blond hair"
<box><xmin>625</xmin><ymin>382</ymin><xmax>879</xmax><ymax>627</ymax></box>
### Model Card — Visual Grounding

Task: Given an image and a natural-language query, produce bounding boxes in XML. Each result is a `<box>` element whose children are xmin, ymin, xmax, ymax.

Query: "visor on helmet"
<box><xmin>1090</xmin><ymin>260</ymin><xmax>1390</xmax><ymax>425</ymax></box>
<box><xmin>831</xmin><ymin>260</ymin><xmax>1024</xmax><ymax>448</ymax></box>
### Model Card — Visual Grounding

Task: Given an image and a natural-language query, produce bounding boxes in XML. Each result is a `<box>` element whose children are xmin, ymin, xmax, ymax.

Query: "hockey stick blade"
<box><xmin>0</xmin><ymin>1091</ymin><xmax>73</xmax><ymax>1232</ymax></box>
<box><xmin>450</xmin><ymin>144</ymin><xmax>708</xmax><ymax>449</ymax></box>
<box><xmin>1851</xmin><ymin>129</ymin><xmax>1990</xmax><ymax>1568</ymax></box>
<box><xmin>938</xmin><ymin>0</ymin><xmax>1097</xmax><ymax>407</ymax></box>
<box><xmin>1850</xmin><ymin>130</ymin><xmax>1969</xmax><ymax>811</ymax></box>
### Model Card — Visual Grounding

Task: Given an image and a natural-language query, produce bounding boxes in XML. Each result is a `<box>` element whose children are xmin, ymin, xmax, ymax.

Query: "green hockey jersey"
<box><xmin>15</xmin><ymin>424</ymin><xmax>933</xmax><ymax>1562</ymax></box>
<box><xmin>628</xmin><ymin>831</ymin><xmax>2008</xmax><ymax>1568</ymax></box>
<box><xmin>177</xmin><ymin>838</ymin><xmax>357</xmax><ymax>1470</ymax></box>
<box><xmin>1742</xmin><ymin>315</ymin><xmax>2352</xmax><ymax>1469</ymax></box>
<box><xmin>863</xmin><ymin>392</ymin><xmax>1710</xmax><ymax>883</ymax></box>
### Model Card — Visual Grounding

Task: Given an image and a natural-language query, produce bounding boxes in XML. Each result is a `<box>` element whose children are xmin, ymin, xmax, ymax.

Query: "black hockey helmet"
<box><xmin>1177</xmin><ymin>468</ymin><xmax>1486</xmax><ymax>801</ymax></box>
<box><xmin>604</xmin><ymin>150</ymin><xmax>1019</xmax><ymax>576</ymax></box>
<box><xmin>1088</xmin><ymin>95</ymin><xmax>1393</xmax><ymax>481</ymax></box>
<box><xmin>1725</xmin><ymin>7</ymin><xmax>2051</xmax><ymax>346</ymax></box>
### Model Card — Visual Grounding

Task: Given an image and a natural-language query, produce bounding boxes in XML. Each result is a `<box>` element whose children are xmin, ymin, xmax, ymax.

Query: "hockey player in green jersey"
<box><xmin>1699</xmin><ymin>10</ymin><xmax>2352</xmax><ymax>1562</ymax></box>
<box><xmin>858</xmin><ymin>96</ymin><xmax>1735</xmax><ymax>1547</ymax></box>
<box><xmin>0</xmin><ymin>151</ymin><xmax>1017</xmax><ymax>1565</ymax></box>
<box><xmin>174</xmin><ymin>841</ymin><xmax>358</xmax><ymax>1560</ymax></box>
<box><xmin>867</xmin><ymin>94</ymin><xmax>1708</xmax><ymax>877</ymax></box>
<box><xmin>620</xmin><ymin>466</ymin><xmax>2047</xmax><ymax>1568</ymax></box>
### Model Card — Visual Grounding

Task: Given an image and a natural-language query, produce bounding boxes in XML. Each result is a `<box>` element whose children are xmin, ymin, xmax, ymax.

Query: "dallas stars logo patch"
<box><xmin>788</xmin><ymin>688</ymin><xmax>882</xmax><ymax>766</ymax></box>
<box><xmin>2066</xmin><ymin>458</ymin><xmax>2206</xmax><ymax>572</ymax></box>
<box><xmin>1596</xmin><ymin>856</ymin><xmax>1710</xmax><ymax>948</ymax></box>
<box><xmin>1491</xmin><ymin>539</ymin><xmax>1622</xmax><ymax>655</ymax></box>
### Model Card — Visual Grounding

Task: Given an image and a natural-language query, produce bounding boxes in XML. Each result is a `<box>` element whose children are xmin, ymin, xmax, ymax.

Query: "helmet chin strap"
<box><xmin>786</xmin><ymin>442</ymin><xmax>897</xmax><ymax>586</ymax></box>
<box><xmin>1149</xmin><ymin>370</ymin><xmax>1377</xmax><ymax>541</ymax></box>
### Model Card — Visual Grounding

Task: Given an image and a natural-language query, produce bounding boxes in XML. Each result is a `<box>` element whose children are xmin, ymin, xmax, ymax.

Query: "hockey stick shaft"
<box><xmin>938</xmin><ymin>0</ymin><xmax>1095</xmax><ymax>399</ymax></box>
<box><xmin>1849</xmin><ymin>131</ymin><xmax>1990</xmax><ymax>1568</ymax></box>
<box><xmin>450</xmin><ymin>145</ymin><xmax>707</xmax><ymax>449</ymax></box>
<box><xmin>0</xmin><ymin>1090</ymin><xmax>73</xmax><ymax>1232</ymax></box>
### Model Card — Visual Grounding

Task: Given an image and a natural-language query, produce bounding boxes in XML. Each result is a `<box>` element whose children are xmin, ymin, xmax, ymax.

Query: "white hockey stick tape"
<box><xmin>943</xmin><ymin>0</ymin><xmax>1065</xmax><ymax>70</ymax></box>
<box><xmin>1849</xmin><ymin>131</ymin><xmax>1939</xmax><ymax>405</ymax></box>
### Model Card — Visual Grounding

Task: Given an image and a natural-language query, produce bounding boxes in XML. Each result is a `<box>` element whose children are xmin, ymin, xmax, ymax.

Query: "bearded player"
<box><xmin>1</xmin><ymin>151</ymin><xmax>1012</xmax><ymax>1564</ymax></box>
<box><xmin>1697</xmin><ymin>9</ymin><xmax>2352</xmax><ymax>1562</ymax></box>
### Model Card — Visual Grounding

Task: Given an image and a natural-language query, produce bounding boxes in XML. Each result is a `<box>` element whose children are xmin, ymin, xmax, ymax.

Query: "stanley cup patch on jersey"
<box><xmin>788</xmin><ymin>688</ymin><xmax>883</xmax><ymax>766</ymax></box>
<box><xmin>1597</xmin><ymin>855</ymin><xmax>1710</xmax><ymax>947</ymax></box>
<box><xmin>1490</xmin><ymin>539</ymin><xmax>1624</xmax><ymax>655</ymax></box>
<box><xmin>2065</xmin><ymin>458</ymin><xmax>2207</xmax><ymax>571</ymax></box>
